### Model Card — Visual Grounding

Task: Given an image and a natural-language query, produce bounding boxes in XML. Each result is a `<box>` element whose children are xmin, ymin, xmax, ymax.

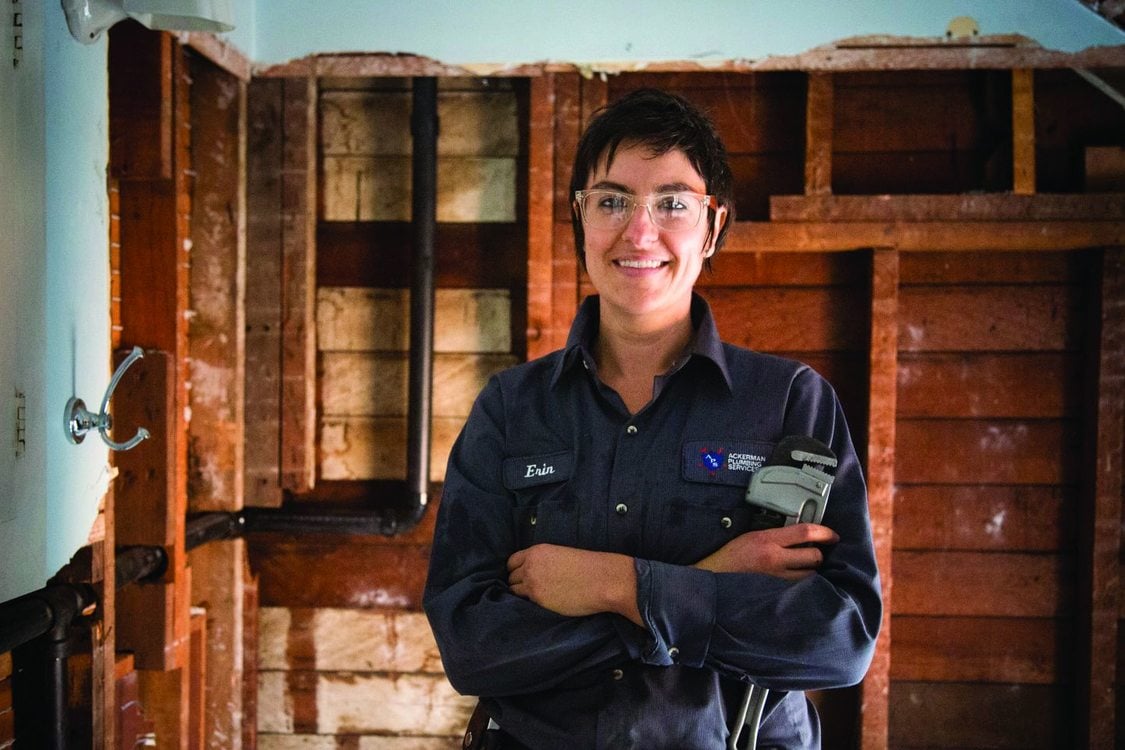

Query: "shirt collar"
<box><xmin>549</xmin><ymin>293</ymin><xmax>733</xmax><ymax>392</ymax></box>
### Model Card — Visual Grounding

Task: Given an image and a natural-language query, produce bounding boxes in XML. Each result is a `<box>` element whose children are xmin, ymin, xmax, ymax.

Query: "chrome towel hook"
<box><xmin>65</xmin><ymin>346</ymin><xmax>152</xmax><ymax>452</ymax></box>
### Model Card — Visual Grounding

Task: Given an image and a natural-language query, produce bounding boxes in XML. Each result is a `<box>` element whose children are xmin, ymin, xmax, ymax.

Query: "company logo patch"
<box><xmin>699</xmin><ymin>448</ymin><xmax>725</xmax><ymax>472</ymax></box>
<box><xmin>682</xmin><ymin>439</ymin><xmax>776</xmax><ymax>486</ymax></box>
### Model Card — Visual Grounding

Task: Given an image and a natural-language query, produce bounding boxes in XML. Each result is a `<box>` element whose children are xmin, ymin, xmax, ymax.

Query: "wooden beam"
<box><xmin>280</xmin><ymin>76</ymin><xmax>318</xmax><ymax>494</ymax></box>
<box><xmin>115</xmin><ymin>349</ymin><xmax>186</xmax><ymax>670</ymax></box>
<box><xmin>244</xmin><ymin>77</ymin><xmax>284</xmax><ymax>507</ymax></box>
<box><xmin>1077</xmin><ymin>247</ymin><xmax>1123</xmax><ymax>747</ymax></box>
<box><xmin>252</xmin><ymin>41</ymin><xmax>1125</xmax><ymax>78</ymax></box>
<box><xmin>174</xmin><ymin>31</ymin><xmax>251</xmax><ymax>81</ymax></box>
<box><xmin>861</xmin><ymin>248</ymin><xmax>897</xmax><ymax>749</ymax></box>
<box><xmin>804</xmin><ymin>73</ymin><xmax>833</xmax><ymax>196</ymax></box>
<box><xmin>114</xmin><ymin>34</ymin><xmax>192</xmax><ymax>674</ymax></box>
<box><xmin>526</xmin><ymin>73</ymin><xmax>556</xmax><ymax>360</ymax></box>
<box><xmin>188</xmin><ymin>56</ymin><xmax>246</xmax><ymax>512</ymax></box>
<box><xmin>109</xmin><ymin>24</ymin><xmax>172</xmax><ymax>180</ymax></box>
<box><xmin>1012</xmin><ymin>69</ymin><xmax>1036</xmax><ymax>195</ymax></box>
<box><xmin>189</xmin><ymin>540</ymin><xmax>251</xmax><ymax>749</ymax></box>
<box><xmin>771</xmin><ymin>194</ymin><xmax>1125</xmax><ymax>222</ymax></box>
<box><xmin>725</xmin><ymin>220</ymin><xmax>1125</xmax><ymax>253</ymax></box>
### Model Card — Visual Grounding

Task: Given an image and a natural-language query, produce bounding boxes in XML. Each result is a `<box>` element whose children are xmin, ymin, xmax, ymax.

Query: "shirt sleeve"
<box><xmin>632</xmin><ymin>366</ymin><xmax>883</xmax><ymax>691</ymax></box>
<box><xmin>422</xmin><ymin>376</ymin><xmax>646</xmax><ymax>698</ymax></box>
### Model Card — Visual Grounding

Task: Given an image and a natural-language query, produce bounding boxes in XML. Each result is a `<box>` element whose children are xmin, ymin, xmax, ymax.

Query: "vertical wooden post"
<box><xmin>245</xmin><ymin>78</ymin><xmax>285</xmax><ymax>506</ymax></box>
<box><xmin>1077</xmin><ymin>247</ymin><xmax>1123</xmax><ymax>747</ymax></box>
<box><xmin>526</xmin><ymin>73</ymin><xmax>556</xmax><ymax>361</ymax></box>
<box><xmin>861</xmin><ymin>248</ymin><xmax>898</xmax><ymax>749</ymax></box>
<box><xmin>549</xmin><ymin>73</ymin><xmax>585</xmax><ymax>351</ymax></box>
<box><xmin>189</xmin><ymin>61</ymin><xmax>246</xmax><ymax>511</ymax></box>
<box><xmin>280</xmin><ymin>76</ymin><xmax>318</xmax><ymax>494</ymax></box>
<box><xmin>245</xmin><ymin>75</ymin><xmax>317</xmax><ymax>504</ymax></box>
<box><xmin>805</xmin><ymin>73</ymin><xmax>834</xmax><ymax>196</ymax></box>
<box><xmin>1012</xmin><ymin>69</ymin><xmax>1036</xmax><ymax>195</ymax></box>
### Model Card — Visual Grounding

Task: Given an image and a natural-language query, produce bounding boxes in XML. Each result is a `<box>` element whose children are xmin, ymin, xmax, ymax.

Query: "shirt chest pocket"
<box><xmin>655</xmin><ymin>439</ymin><xmax>778</xmax><ymax>565</ymax></box>
<box><xmin>503</xmin><ymin>450</ymin><xmax>579</xmax><ymax>549</ymax></box>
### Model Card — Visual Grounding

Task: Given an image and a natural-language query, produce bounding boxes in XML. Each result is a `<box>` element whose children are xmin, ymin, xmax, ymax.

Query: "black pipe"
<box><xmin>407</xmin><ymin>76</ymin><xmax>438</xmax><ymax>518</ymax></box>
<box><xmin>8</xmin><ymin>583</ymin><xmax>95</xmax><ymax>749</ymax></box>
<box><xmin>185</xmin><ymin>509</ymin><xmax>245</xmax><ymax>550</ymax></box>
<box><xmin>115</xmin><ymin>545</ymin><xmax>168</xmax><ymax>588</ymax></box>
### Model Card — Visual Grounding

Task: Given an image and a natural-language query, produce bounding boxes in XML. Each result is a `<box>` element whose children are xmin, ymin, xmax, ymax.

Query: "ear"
<box><xmin>703</xmin><ymin>204</ymin><xmax>729</xmax><ymax>257</ymax></box>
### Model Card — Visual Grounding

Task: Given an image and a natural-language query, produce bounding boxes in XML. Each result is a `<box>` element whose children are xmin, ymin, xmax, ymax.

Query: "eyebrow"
<box><xmin>588</xmin><ymin>180</ymin><xmax>703</xmax><ymax>194</ymax></box>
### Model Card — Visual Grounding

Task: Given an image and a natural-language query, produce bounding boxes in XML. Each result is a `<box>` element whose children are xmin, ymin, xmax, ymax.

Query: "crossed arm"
<box><xmin>506</xmin><ymin>523</ymin><xmax>841</xmax><ymax>627</ymax></box>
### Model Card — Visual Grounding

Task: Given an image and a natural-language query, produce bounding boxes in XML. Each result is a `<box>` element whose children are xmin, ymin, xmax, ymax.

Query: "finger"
<box><xmin>786</xmin><ymin>546</ymin><xmax>824</xmax><ymax>571</ymax></box>
<box><xmin>784</xmin><ymin>523</ymin><xmax>839</xmax><ymax>546</ymax></box>
<box><xmin>507</xmin><ymin>550</ymin><xmax>525</xmax><ymax>572</ymax></box>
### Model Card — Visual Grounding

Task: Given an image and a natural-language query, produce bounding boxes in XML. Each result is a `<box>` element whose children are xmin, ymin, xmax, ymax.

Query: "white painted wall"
<box><xmin>247</xmin><ymin>0</ymin><xmax>1125</xmax><ymax>68</ymax></box>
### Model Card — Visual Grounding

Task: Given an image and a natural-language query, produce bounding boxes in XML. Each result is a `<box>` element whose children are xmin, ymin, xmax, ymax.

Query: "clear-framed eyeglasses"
<box><xmin>574</xmin><ymin>189</ymin><xmax>717</xmax><ymax>232</ymax></box>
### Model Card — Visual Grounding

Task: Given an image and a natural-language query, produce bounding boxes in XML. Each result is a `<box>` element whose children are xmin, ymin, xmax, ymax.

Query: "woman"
<box><xmin>424</xmin><ymin>89</ymin><xmax>881</xmax><ymax>749</ymax></box>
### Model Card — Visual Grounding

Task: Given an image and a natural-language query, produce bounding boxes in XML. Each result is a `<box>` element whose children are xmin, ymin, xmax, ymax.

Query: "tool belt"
<box><xmin>463</xmin><ymin>701</ymin><xmax>509</xmax><ymax>750</ymax></box>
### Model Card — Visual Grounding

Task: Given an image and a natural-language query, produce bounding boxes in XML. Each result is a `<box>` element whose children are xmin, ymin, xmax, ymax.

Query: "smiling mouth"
<box><xmin>615</xmin><ymin>258</ymin><xmax>667</xmax><ymax>269</ymax></box>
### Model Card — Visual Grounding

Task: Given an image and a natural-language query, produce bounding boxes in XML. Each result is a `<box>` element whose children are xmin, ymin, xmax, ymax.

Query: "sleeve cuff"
<box><xmin>634</xmin><ymin>558</ymin><xmax>717</xmax><ymax>668</ymax></box>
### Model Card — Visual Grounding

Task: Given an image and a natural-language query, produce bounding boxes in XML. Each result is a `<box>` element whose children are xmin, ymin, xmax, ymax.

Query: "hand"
<box><xmin>694</xmin><ymin>524</ymin><xmax>839</xmax><ymax>581</ymax></box>
<box><xmin>507</xmin><ymin>543</ymin><xmax>641</xmax><ymax>625</ymax></box>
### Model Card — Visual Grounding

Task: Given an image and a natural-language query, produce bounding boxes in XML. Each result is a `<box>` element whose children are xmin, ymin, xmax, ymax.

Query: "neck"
<box><xmin>595</xmin><ymin>300</ymin><xmax>694</xmax><ymax>379</ymax></box>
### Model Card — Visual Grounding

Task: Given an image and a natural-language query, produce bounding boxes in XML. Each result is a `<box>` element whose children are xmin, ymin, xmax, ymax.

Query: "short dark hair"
<box><xmin>568</xmin><ymin>88</ymin><xmax>735</xmax><ymax>269</ymax></box>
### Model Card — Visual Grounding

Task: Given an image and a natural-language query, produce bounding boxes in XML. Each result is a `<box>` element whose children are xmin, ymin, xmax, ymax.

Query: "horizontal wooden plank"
<box><xmin>258</xmin><ymin>735</ymin><xmax>457</xmax><ymax>749</ymax></box>
<box><xmin>890</xmin><ymin>681</ymin><xmax>1068</xmax><ymax>748</ymax></box>
<box><xmin>893</xmin><ymin>550</ymin><xmax>1072</xmax><ymax>617</ymax></box>
<box><xmin>320</xmin><ymin>351</ymin><xmax>515</xmax><ymax>418</ymax></box>
<box><xmin>894</xmin><ymin>485</ymin><xmax>1074</xmax><ymax>552</ymax></box>
<box><xmin>897</xmin><ymin>352</ymin><xmax>1080</xmax><ymax>418</ymax></box>
<box><xmin>891</xmin><ymin>615</ymin><xmax>1069</xmax><ymax>684</ymax></box>
<box><xmin>701</xmin><ymin>249</ymin><xmax>868</xmax><ymax>288</ymax></box>
<box><xmin>249</xmin><ymin>534</ymin><xmax>431</xmax><ymax>609</ymax></box>
<box><xmin>316</xmin><ymin>287</ymin><xmax>512</xmax><ymax>353</ymax></box>
<box><xmin>316</xmin><ymin>221</ymin><xmax>526</xmax><ymax>289</ymax></box>
<box><xmin>899</xmin><ymin>250</ymin><xmax>1088</xmax><ymax>285</ymax></box>
<box><xmin>899</xmin><ymin>285</ymin><xmax>1081</xmax><ymax>352</ymax></box>
<box><xmin>320</xmin><ymin>90</ymin><xmax>519</xmax><ymax>157</ymax></box>
<box><xmin>895</xmin><ymin>419</ymin><xmax>1079</xmax><ymax>485</ymax></box>
<box><xmin>258</xmin><ymin>670</ymin><xmax>472</xmax><ymax>736</ymax></box>
<box><xmin>723</xmin><ymin>220</ymin><xmax>1125</xmax><ymax>253</ymax></box>
<box><xmin>771</xmin><ymin>194</ymin><xmax>1125</xmax><ymax>222</ymax></box>
<box><xmin>322</xmin><ymin>155</ymin><xmax>516</xmax><ymax>222</ymax></box>
<box><xmin>319</xmin><ymin>416</ymin><xmax>463</xmax><ymax>482</ymax></box>
<box><xmin>702</xmin><ymin>287</ymin><xmax>869</xmax><ymax>352</ymax></box>
<box><xmin>259</xmin><ymin>608</ymin><xmax>444</xmax><ymax>673</ymax></box>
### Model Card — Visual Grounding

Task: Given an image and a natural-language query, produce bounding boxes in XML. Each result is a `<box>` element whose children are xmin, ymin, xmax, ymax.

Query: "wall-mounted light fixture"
<box><xmin>62</xmin><ymin>0</ymin><xmax>233</xmax><ymax>44</ymax></box>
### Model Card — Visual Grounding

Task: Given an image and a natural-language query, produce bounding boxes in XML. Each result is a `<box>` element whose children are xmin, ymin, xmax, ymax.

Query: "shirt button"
<box><xmin>720</xmin><ymin>516</ymin><xmax>732</xmax><ymax>529</ymax></box>
<box><xmin>668</xmin><ymin>646</ymin><xmax>680</xmax><ymax>660</ymax></box>
<box><xmin>626</xmin><ymin>425</ymin><xmax>638</xmax><ymax>435</ymax></box>
<box><xmin>529</xmin><ymin>515</ymin><xmax>537</xmax><ymax>526</ymax></box>
<box><xmin>615</xmin><ymin>503</ymin><xmax>628</xmax><ymax>515</ymax></box>
<box><xmin>611</xmin><ymin>668</ymin><xmax>624</xmax><ymax>681</ymax></box>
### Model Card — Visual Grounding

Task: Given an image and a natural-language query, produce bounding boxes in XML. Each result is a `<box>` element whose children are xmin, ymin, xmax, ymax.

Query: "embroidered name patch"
<box><xmin>502</xmin><ymin>450</ymin><xmax>574</xmax><ymax>490</ymax></box>
<box><xmin>682</xmin><ymin>440</ymin><xmax>775</xmax><ymax>486</ymax></box>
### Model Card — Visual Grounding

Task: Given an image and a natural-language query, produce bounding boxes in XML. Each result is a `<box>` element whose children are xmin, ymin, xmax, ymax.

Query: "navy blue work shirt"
<box><xmin>424</xmin><ymin>294</ymin><xmax>882</xmax><ymax>749</ymax></box>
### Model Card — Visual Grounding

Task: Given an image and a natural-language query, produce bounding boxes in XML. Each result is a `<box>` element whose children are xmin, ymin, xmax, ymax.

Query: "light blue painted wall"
<box><xmin>0</xmin><ymin>0</ymin><xmax>111</xmax><ymax>601</ymax></box>
<box><xmin>247</xmin><ymin>0</ymin><xmax>1125</xmax><ymax>68</ymax></box>
<box><xmin>41</xmin><ymin>0</ymin><xmax>113</xmax><ymax>584</ymax></box>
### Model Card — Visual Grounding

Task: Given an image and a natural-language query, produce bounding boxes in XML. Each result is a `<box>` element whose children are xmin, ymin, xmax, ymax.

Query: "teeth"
<box><xmin>616</xmin><ymin>259</ymin><xmax>664</xmax><ymax>269</ymax></box>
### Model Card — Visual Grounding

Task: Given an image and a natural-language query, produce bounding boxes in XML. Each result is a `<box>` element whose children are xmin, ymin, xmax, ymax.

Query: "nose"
<box><xmin>622</xmin><ymin>202</ymin><xmax>659</xmax><ymax>247</ymax></box>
